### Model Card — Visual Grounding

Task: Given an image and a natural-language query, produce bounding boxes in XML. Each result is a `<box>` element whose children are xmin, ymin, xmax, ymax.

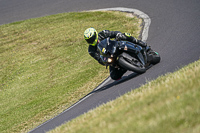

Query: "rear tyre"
<box><xmin>149</xmin><ymin>51</ymin><xmax>161</xmax><ymax>64</ymax></box>
<box><xmin>118</xmin><ymin>56</ymin><xmax>146</xmax><ymax>74</ymax></box>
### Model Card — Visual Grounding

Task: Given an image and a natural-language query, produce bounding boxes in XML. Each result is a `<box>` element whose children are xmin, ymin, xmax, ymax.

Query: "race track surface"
<box><xmin>1</xmin><ymin>0</ymin><xmax>200</xmax><ymax>132</ymax></box>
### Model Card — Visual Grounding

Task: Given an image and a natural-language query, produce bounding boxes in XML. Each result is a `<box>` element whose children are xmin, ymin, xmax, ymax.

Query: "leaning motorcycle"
<box><xmin>97</xmin><ymin>38</ymin><xmax>160</xmax><ymax>74</ymax></box>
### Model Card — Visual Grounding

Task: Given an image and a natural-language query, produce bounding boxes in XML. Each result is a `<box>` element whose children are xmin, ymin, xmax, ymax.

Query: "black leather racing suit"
<box><xmin>88</xmin><ymin>30</ymin><xmax>145</xmax><ymax>80</ymax></box>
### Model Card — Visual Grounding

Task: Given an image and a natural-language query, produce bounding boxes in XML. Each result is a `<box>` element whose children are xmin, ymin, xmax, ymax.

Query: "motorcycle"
<box><xmin>97</xmin><ymin>38</ymin><xmax>160</xmax><ymax>74</ymax></box>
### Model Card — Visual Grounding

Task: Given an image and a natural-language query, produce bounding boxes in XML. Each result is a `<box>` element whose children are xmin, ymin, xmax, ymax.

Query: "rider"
<box><xmin>84</xmin><ymin>27</ymin><xmax>148</xmax><ymax>80</ymax></box>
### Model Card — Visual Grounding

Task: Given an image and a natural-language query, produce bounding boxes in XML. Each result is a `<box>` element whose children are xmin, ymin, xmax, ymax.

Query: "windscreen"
<box><xmin>97</xmin><ymin>38</ymin><xmax>117</xmax><ymax>56</ymax></box>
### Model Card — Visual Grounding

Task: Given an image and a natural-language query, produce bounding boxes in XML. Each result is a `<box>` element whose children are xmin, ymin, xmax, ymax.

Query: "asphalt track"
<box><xmin>1</xmin><ymin>0</ymin><xmax>200</xmax><ymax>132</ymax></box>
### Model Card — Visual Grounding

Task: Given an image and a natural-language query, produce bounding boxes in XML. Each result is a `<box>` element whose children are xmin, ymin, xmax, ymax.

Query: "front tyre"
<box><xmin>118</xmin><ymin>56</ymin><xmax>146</xmax><ymax>74</ymax></box>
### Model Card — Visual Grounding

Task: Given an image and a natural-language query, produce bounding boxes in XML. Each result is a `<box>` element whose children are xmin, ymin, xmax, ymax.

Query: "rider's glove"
<box><xmin>116</xmin><ymin>33</ymin><xmax>126</xmax><ymax>40</ymax></box>
<box><xmin>102</xmin><ymin>30</ymin><xmax>111</xmax><ymax>37</ymax></box>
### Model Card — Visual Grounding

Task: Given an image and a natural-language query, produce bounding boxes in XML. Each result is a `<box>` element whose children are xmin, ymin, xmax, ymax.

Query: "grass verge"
<box><xmin>49</xmin><ymin>59</ymin><xmax>200</xmax><ymax>133</ymax></box>
<box><xmin>0</xmin><ymin>11</ymin><xmax>142</xmax><ymax>133</ymax></box>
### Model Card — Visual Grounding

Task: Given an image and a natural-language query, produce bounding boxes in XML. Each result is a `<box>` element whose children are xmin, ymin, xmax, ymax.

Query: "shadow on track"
<box><xmin>92</xmin><ymin>72</ymin><xmax>139</xmax><ymax>93</ymax></box>
<box><xmin>91</xmin><ymin>64</ymin><xmax>153</xmax><ymax>94</ymax></box>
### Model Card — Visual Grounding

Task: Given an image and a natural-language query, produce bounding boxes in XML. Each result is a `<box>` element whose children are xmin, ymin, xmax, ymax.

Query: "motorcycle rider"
<box><xmin>84</xmin><ymin>27</ymin><xmax>148</xmax><ymax>80</ymax></box>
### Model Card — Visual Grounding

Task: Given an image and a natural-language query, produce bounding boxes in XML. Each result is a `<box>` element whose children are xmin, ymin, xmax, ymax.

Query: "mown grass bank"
<box><xmin>50</xmin><ymin>59</ymin><xmax>200</xmax><ymax>133</ymax></box>
<box><xmin>0</xmin><ymin>11</ymin><xmax>142</xmax><ymax>133</ymax></box>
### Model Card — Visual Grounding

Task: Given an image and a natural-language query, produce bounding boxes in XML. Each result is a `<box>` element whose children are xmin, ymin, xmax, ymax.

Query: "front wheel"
<box><xmin>118</xmin><ymin>56</ymin><xmax>146</xmax><ymax>74</ymax></box>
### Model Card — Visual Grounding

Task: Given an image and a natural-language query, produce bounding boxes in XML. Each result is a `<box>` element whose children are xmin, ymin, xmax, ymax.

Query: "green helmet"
<box><xmin>84</xmin><ymin>28</ymin><xmax>98</xmax><ymax>46</ymax></box>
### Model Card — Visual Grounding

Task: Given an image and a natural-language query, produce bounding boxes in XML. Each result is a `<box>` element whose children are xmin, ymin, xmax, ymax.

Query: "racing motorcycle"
<box><xmin>97</xmin><ymin>38</ymin><xmax>160</xmax><ymax>74</ymax></box>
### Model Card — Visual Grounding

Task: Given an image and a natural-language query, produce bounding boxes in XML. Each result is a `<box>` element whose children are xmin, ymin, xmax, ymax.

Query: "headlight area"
<box><xmin>107</xmin><ymin>58</ymin><xmax>113</xmax><ymax>63</ymax></box>
<box><xmin>100</xmin><ymin>55</ymin><xmax>114</xmax><ymax>65</ymax></box>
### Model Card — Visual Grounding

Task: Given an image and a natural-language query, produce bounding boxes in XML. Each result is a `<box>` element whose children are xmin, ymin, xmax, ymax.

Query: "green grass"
<box><xmin>49</xmin><ymin>60</ymin><xmax>200</xmax><ymax>133</ymax></box>
<box><xmin>0</xmin><ymin>11</ymin><xmax>142</xmax><ymax>133</ymax></box>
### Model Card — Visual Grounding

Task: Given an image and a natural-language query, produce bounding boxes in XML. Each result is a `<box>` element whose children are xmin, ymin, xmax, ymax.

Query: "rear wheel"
<box><xmin>148</xmin><ymin>51</ymin><xmax>161</xmax><ymax>64</ymax></box>
<box><xmin>118</xmin><ymin>56</ymin><xmax>146</xmax><ymax>74</ymax></box>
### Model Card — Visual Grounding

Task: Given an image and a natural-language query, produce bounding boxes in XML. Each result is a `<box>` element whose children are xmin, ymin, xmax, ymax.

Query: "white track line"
<box><xmin>89</xmin><ymin>7</ymin><xmax>151</xmax><ymax>42</ymax></box>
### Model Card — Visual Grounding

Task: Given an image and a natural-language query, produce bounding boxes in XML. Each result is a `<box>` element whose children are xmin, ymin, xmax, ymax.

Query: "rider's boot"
<box><xmin>145</xmin><ymin>45</ymin><xmax>152</xmax><ymax>53</ymax></box>
<box><xmin>136</xmin><ymin>40</ymin><xmax>151</xmax><ymax>52</ymax></box>
<box><xmin>138</xmin><ymin>42</ymin><xmax>151</xmax><ymax>53</ymax></box>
